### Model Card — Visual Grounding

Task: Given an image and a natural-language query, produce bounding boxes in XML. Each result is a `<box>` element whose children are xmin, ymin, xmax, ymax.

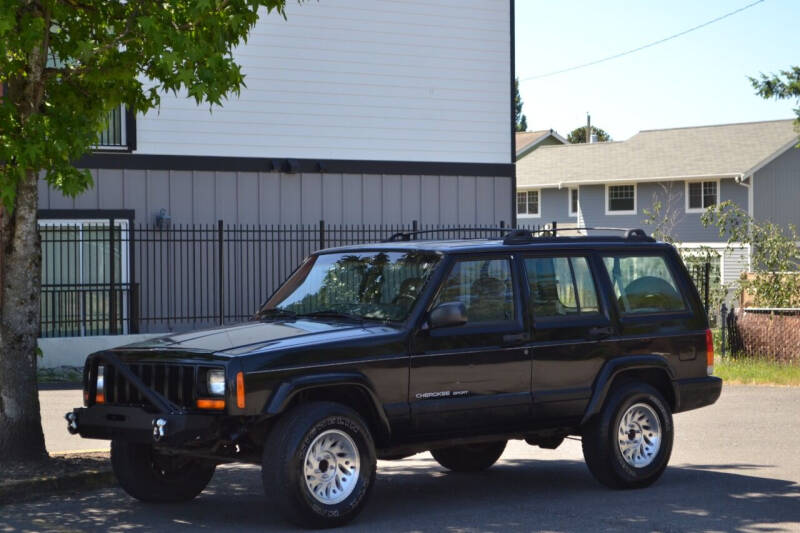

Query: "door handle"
<box><xmin>502</xmin><ymin>332</ymin><xmax>529</xmax><ymax>345</ymax></box>
<box><xmin>588</xmin><ymin>326</ymin><xmax>614</xmax><ymax>340</ymax></box>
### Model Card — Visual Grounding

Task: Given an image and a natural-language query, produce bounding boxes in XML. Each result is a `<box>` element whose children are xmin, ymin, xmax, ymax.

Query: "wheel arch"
<box><xmin>264</xmin><ymin>372</ymin><xmax>391</xmax><ymax>444</ymax></box>
<box><xmin>581</xmin><ymin>355</ymin><xmax>677</xmax><ymax>425</ymax></box>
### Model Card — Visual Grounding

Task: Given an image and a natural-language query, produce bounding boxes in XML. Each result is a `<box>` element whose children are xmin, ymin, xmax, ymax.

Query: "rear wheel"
<box><xmin>110</xmin><ymin>440</ymin><xmax>216</xmax><ymax>503</ymax></box>
<box><xmin>261</xmin><ymin>401</ymin><xmax>376</xmax><ymax>529</ymax></box>
<box><xmin>431</xmin><ymin>440</ymin><xmax>507</xmax><ymax>472</ymax></box>
<box><xmin>582</xmin><ymin>382</ymin><xmax>673</xmax><ymax>489</ymax></box>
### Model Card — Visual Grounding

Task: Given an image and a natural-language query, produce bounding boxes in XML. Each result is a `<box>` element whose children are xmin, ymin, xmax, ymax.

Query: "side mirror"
<box><xmin>429</xmin><ymin>301</ymin><xmax>468</xmax><ymax>329</ymax></box>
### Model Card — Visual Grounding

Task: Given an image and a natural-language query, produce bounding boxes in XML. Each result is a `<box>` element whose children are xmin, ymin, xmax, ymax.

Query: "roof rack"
<box><xmin>383</xmin><ymin>227</ymin><xmax>509</xmax><ymax>242</ymax></box>
<box><xmin>503</xmin><ymin>227</ymin><xmax>654</xmax><ymax>244</ymax></box>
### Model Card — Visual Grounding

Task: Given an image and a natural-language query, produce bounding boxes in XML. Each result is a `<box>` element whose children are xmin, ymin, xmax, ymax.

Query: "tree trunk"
<box><xmin>0</xmin><ymin>169</ymin><xmax>48</xmax><ymax>462</ymax></box>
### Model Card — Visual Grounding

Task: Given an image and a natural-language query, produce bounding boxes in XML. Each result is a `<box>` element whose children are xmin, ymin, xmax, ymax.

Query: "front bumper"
<box><xmin>68</xmin><ymin>405</ymin><xmax>221</xmax><ymax>445</ymax></box>
<box><xmin>673</xmin><ymin>376</ymin><xmax>723</xmax><ymax>413</ymax></box>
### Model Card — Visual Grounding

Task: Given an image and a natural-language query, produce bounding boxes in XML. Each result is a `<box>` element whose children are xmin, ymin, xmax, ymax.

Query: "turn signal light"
<box><xmin>236</xmin><ymin>372</ymin><xmax>246</xmax><ymax>409</ymax></box>
<box><xmin>95</xmin><ymin>393</ymin><xmax>105</xmax><ymax>404</ymax></box>
<box><xmin>197</xmin><ymin>398</ymin><xmax>225</xmax><ymax>410</ymax></box>
<box><xmin>705</xmin><ymin>328</ymin><xmax>714</xmax><ymax>376</ymax></box>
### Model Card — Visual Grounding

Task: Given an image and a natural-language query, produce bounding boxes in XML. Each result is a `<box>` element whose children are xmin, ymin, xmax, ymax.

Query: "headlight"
<box><xmin>207</xmin><ymin>369</ymin><xmax>226</xmax><ymax>396</ymax></box>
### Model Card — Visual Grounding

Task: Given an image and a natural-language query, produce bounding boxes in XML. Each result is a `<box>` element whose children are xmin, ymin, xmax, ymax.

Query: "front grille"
<box><xmin>103</xmin><ymin>362</ymin><xmax>201</xmax><ymax>410</ymax></box>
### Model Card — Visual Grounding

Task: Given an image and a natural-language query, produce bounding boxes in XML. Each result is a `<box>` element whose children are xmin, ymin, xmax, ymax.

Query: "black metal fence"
<box><xmin>40</xmin><ymin>220</ymin><xmax>529</xmax><ymax>337</ymax></box>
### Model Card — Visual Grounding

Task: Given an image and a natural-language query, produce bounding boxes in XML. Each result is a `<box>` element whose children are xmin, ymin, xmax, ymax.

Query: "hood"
<box><xmin>118</xmin><ymin>319</ymin><xmax>363</xmax><ymax>355</ymax></box>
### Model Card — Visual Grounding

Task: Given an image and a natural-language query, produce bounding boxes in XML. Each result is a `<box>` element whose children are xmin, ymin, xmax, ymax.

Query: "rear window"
<box><xmin>602</xmin><ymin>255</ymin><xmax>686</xmax><ymax>315</ymax></box>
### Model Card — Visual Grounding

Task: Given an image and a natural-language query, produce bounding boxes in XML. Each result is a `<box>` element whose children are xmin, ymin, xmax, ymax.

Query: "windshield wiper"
<box><xmin>295</xmin><ymin>310</ymin><xmax>367</xmax><ymax>323</ymax></box>
<box><xmin>255</xmin><ymin>308</ymin><xmax>297</xmax><ymax>320</ymax></box>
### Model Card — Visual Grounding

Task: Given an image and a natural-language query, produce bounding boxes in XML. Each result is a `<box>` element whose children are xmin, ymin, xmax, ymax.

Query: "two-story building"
<box><xmin>516</xmin><ymin>119</ymin><xmax>800</xmax><ymax>286</ymax></box>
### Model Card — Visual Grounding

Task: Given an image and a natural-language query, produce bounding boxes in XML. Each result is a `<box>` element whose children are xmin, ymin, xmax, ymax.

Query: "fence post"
<box><xmin>129</xmin><ymin>223</ymin><xmax>138</xmax><ymax>334</ymax></box>
<box><xmin>319</xmin><ymin>220</ymin><xmax>325</xmax><ymax>250</ymax></box>
<box><xmin>108</xmin><ymin>218</ymin><xmax>117</xmax><ymax>334</ymax></box>
<box><xmin>412</xmin><ymin>220</ymin><xmax>418</xmax><ymax>232</ymax></box>
<box><xmin>218</xmin><ymin>220</ymin><xmax>224</xmax><ymax>325</ymax></box>
<box><xmin>703</xmin><ymin>261</ymin><xmax>711</xmax><ymax>312</ymax></box>
<box><xmin>552</xmin><ymin>220</ymin><xmax>557</xmax><ymax>236</ymax></box>
<box><xmin>720</xmin><ymin>303</ymin><xmax>727</xmax><ymax>357</ymax></box>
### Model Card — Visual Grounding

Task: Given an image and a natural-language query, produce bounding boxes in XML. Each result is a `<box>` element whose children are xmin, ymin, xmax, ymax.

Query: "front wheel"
<box><xmin>261</xmin><ymin>401</ymin><xmax>376</xmax><ymax>529</ymax></box>
<box><xmin>431</xmin><ymin>440</ymin><xmax>507</xmax><ymax>472</ymax></box>
<box><xmin>110</xmin><ymin>440</ymin><xmax>216</xmax><ymax>503</ymax></box>
<box><xmin>582</xmin><ymin>382</ymin><xmax>674</xmax><ymax>489</ymax></box>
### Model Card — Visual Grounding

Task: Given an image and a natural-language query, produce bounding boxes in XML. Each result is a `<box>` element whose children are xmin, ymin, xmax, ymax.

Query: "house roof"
<box><xmin>515</xmin><ymin>129</ymin><xmax>568</xmax><ymax>158</ymax></box>
<box><xmin>517</xmin><ymin>119</ymin><xmax>799</xmax><ymax>188</ymax></box>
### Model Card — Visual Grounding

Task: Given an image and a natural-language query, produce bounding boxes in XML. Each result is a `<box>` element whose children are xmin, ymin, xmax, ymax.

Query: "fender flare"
<box><xmin>580</xmin><ymin>355</ymin><xmax>677</xmax><ymax>425</ymax></box>
<box><xmin>264</xmin><ymin>372</ymin><xmax>391</xmax><ymax>437</ymax></box>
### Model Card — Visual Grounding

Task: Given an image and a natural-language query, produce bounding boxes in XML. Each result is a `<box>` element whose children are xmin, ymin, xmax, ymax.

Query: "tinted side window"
<box><xmin>433</xmin><ymin>258</ymin><xmax>515</xmax><ymax>323</ymax></box>
<box><xmin>524</xmin><ymin>256</ymin><xmax>600</xmax><ymax>318</ymax></box>
<box><xmin>602</xmin><ymin>255</ymin><xmax>686</xmax><ymax>314</ymax></box>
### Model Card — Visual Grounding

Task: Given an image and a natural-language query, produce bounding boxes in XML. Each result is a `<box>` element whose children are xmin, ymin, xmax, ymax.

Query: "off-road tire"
<box><xmin>431</xmin><ymin>440</ymin><xmax>507</xmax><ymax>472</ymax></box>
<box><xmin>110</xmin><ymin>440</ymin><xmax>216</xmax><ymax>503</ymax></box>
<box><xmin>261</xmin><ymin>401</ymin><xmax>377</xmax><ymax>529</ymax></box>
<box><xmin>582</xmin><ymin>382</ymin><xmax>673</xmax><ymax>489</ymax></box>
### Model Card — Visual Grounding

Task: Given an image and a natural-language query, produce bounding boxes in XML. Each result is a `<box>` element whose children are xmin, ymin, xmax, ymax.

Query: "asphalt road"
<box><xmin>2</xmin><ymin>385</ymin><xmax>798</xmax><ymax>532</ymax></box>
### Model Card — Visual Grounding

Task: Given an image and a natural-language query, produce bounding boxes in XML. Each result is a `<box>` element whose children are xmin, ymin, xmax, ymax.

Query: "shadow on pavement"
<box><xmin>0</xmin><ymin>459</ymin><xmax>797</xmax><ymax>532</ymax></box>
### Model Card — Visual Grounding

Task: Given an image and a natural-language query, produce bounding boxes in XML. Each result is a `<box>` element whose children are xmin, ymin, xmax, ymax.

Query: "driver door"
<box><xmin>409</xmin><ymin>255</ymin><xmax>531</xmax><ymax>434</ymax></box>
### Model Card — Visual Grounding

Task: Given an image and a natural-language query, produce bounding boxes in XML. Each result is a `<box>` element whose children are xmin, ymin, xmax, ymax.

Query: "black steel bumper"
<box><xmin>673</xmin><ymin>376</ymin><xmax>723</xmax><ymax>413</ymax></box>
<box><xmin>68</xmin><ymin>405</ymin><xmax>220</xmax><ymax>445</ymax></box>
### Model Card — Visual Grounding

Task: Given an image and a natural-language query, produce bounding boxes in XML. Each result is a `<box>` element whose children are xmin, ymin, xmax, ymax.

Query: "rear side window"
<box><xmin>602</xmin><ymin>255</ymin><xmax>686</xmax><ymax>315</ymax></box>
<box><xmin>524</xmin><ymin>256</ymin><xmax>600</xmax><ymax>318</ymax></box>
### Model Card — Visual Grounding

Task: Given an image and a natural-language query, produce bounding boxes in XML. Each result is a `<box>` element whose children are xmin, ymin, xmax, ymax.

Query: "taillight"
<box><xmin>95</xmin><ymin>365</ymin><xmax>105</xmax><ymax>404</ymax></box>
<box><xmin>705</xmin><ymin>329</ymin><xmax>714</xmax><ymax>376</ymax></box>
<box><xmin>236</xmin><ymin>372</ymin><xmax>246</xmax><ymax>409</ymax></box>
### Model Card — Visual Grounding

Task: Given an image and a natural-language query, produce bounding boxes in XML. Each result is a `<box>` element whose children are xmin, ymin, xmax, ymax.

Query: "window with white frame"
<box><xmin>606</xmin><ymin>184</ymin><xmax>636</xmax><ymax>214</ymax></box>
<box><xmin>39</xmin><ymin>219</ymin><xmax>130</xmax><ymax>337</ymax></box>
<box><xmin>569</xmin><ymin>188</ymin><xmax>579</xmax><ymax>217</ymax></box>
<box><xmin>686</xmin><ymin>180</ymin><xmax>718</xmax><ymax>212</ymax></box>
<box><xmin>517</xmin><ymin>190</ymin><xmax>540</xmax><ymax>216</ymax></box>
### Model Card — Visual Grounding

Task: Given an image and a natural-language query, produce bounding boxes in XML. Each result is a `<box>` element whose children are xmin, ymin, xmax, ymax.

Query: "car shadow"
<box><xmin>0</xmin><ymin>459</ymin><xmax>797</xmax><ymax>532</ymax></box>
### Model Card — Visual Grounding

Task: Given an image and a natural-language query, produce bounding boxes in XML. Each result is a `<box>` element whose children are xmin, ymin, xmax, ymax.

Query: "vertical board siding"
<box><xmin>134</xmin><ymin>0</ymin><xmax>511</xmax><ymax>164</ymax></box>
<box><xmin>40</xmin><ymin>171</ymin><xmax>513</xmax><ymax>226</ymax></box>
<box><xmin>754</xmin><ymin>146</ymin><xmax>800</xmax><ymax>228</ymax></box>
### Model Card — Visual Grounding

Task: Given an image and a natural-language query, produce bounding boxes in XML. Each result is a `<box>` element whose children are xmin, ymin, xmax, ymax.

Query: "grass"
<box><xmin>715</xmin><ymin>357</ymin><xmax>800</xmax><ymax>386</ymax></box>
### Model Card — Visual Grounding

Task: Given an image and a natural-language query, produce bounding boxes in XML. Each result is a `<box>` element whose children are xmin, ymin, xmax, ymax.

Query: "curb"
<box><xmin>0</xmin><ymin>462</ymin><xmax>116</xmax><ymax>506</ymax></box>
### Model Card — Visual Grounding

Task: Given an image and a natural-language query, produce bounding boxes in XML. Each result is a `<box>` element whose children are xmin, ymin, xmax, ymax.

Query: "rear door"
<box><xmin>521</xmin><ymin>252</ymin><xmax>615</xmax><ymax>420</ymax></box>
<box><xmin>410</xmin><ymin>254</ymin><xmax>530</xmax><ymax>434</ymax></box>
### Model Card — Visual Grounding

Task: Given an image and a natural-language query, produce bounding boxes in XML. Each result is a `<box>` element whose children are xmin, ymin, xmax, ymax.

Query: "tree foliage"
<box><xmin>750</xmin><ymin>65</ymin><xmax>800</xmax><ymax>138</ymax></box>
<box><xmin>567</xmin><ymin>125</ymin><xmax>611</xmax><ymax>144</ymax></box>
<box><xmin>1</xmin><ymin>0</ymin><xmax>286</xmax><ymax>210</ymax></box>
<box><xmin>702</xmin><ymin>201</ymin><xmax>800</xmax><ymax>308</ymax></box>
<box><xmin>0</xmin><ymin>0</ymin><xmax>286</xmax><ymax>462</ymax></box>
<box><xmin>514</xmin><ymin>77</ymin><xmax>527</xmax><ymax>132</ymax></box>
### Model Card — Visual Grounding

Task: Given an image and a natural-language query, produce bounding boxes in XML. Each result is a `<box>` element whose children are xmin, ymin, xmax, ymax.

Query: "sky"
<box><xmin>515</xmin><ymin>0</ymin><xmax>800</xmax><ymax>141</ymax></box>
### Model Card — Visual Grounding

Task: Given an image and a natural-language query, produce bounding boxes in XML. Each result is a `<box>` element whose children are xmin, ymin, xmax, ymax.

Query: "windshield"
<box><xmin>261</xmin><ymin>251</ymin><xmax>442</xmax><ymax>322</ymax></box>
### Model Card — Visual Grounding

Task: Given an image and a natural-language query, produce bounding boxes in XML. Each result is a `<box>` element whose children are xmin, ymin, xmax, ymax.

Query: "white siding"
<box><xmin>136</xmin><ymin>0</ymin><xmax>511</xmax><ymax>164</ymax></box>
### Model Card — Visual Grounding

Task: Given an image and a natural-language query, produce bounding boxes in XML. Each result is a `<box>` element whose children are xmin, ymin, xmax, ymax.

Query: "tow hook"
<box><xmin>152</xmin><ymin>418</ymin><xmax>168</xmax><ymax>442</ymax></box>
<box><xmin>65</xmin><ymin>412</ymin><xmax>79</xmax><ymax>434</ymax></box>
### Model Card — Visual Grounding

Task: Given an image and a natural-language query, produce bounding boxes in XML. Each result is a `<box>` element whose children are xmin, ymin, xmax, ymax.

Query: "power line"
<box><xmin>520</xmin><ymin>0</ymin><xmax>765</xmax><ymax>81</ymax></box>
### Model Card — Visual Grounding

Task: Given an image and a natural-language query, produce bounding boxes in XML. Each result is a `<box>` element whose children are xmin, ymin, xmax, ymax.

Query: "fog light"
<box><xmin>207</xmin><ymin>369</ymin><xmax>225</xmax><ymax>396</ymax></box>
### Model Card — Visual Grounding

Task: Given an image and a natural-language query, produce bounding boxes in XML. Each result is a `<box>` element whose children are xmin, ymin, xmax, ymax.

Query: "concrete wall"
<box><xmin>39</xmin><ymin>170</ymin><xmax>514</xmax><ymax>226</ymax></box>
<box><xmin>753</xmin><ymin>145</ymin><xmax>800</xmax><ymax>228</ymax></box>
<box><xmin>39</xmin><ymin>334</ymin><xmax>163</xmax><ymax>368</ymax></box>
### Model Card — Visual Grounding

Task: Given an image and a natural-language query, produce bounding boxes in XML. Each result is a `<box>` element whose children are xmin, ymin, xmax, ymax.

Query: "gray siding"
<box><xmin>39</xmin><ymin>170</ymin><xmax>513</xmax><ymax>226</ymax></box>
<box><xmin>753</xmin><ymin>145</ymin><xmax>800</xmax><ymax>228</ymax></box>
<box><xmin>569</xmin><ymin>179</ymin><xmax>748</xmax><ymax>242</ymax></box>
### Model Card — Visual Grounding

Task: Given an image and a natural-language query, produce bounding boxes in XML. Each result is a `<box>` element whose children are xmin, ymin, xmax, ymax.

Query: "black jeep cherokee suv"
<box><xmin>67</xmin><ymin>228</ymin><xmax>721</xmax><ymax>528</ymax></box>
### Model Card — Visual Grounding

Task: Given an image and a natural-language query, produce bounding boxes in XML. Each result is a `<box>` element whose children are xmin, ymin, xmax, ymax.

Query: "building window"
<box><xmin>95</xmin><ymin>105</ymin><xmax>132</xmax><ymax>151</ymax></box>
<box><xmin>39</xmin><ymin>219</ymin><xmax>130</xmax><ymax>337</ymax></box>
<box><xmin>686</xmin><ymin>180</ymin><xmax>718</xmax><ymax>212</ymax></box>
<box><xmin>569</xmin><ymin>188</ymin><xmax>579</xmax><ymax>217</ymax></box>
<box><xmin>606</xmin><ymin>184</ymin><xmax>636</xmax><ymax>215</ymax></box>
<box><xmin>517</xmin><ymin>190</ymin><xmax>540</xmax><ymax>217</ymax></box>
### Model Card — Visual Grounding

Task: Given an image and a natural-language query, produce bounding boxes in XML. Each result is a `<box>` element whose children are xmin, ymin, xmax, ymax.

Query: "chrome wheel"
<box><xmin>303</xmin><ymin>429</ymin><xmax>360</xmax><ymax>505</ymax></box>
<box><xmin>617</xmin><ymin>402</ymin><xmax>662</xmax><ymax>468</ymax></box>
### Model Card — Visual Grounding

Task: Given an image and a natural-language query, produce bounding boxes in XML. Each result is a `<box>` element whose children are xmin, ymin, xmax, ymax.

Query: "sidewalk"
<box><xmin>40</xmin><ymin>387</ymin><xmax>110</xmax><ymax>453</ymax></box>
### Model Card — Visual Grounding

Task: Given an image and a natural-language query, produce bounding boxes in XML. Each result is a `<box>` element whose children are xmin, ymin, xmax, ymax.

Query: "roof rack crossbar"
<box><xmin>383</xmin><ymin>227</ymin><xmax>509</xmax><ymax>242</ymax></box>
